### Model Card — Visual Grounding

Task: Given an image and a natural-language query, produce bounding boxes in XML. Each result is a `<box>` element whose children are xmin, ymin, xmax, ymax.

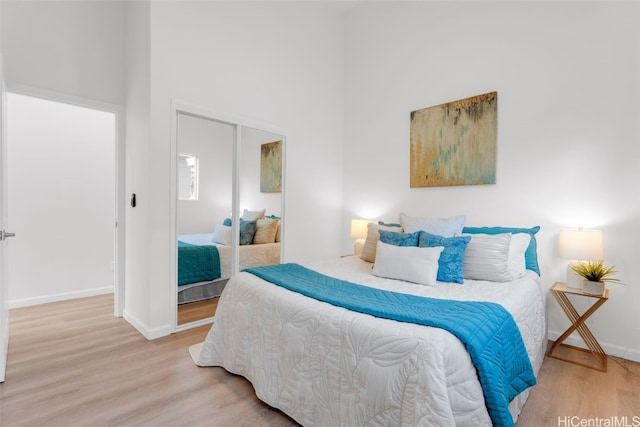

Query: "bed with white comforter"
<box><xmin>191</xmin><ymin>255</ymin><xmax>546</xmax><ymax>426</ymax></box>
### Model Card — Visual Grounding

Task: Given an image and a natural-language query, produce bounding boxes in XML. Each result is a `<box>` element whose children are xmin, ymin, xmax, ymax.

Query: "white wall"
<box><xmin>126</xmin><ymin>1</ymin><xmax>346</xmax><ymax>336</ymax></box>
<box><xmin>0</xmin><ymin>1</ymin><xmax>125</xmax><ymax>106</ymax></box>
<box><xmin>6</xmin><ymin>93</ymin><xmax>115</xmax><ymax>307</ymax></box>
<box><xmin>123</xmin><ymin>0</ymin><xmax>154</xmax><ymax>336</ymax></box>
<box><xmin>177</xmin><ymin>114</ymin><xmax>234</xmax><ymax>235</ymax></box>
<box><xmin>343</xmin><ymin>2</ymin><xmax>640</xmax><ymax>361</ymax></box>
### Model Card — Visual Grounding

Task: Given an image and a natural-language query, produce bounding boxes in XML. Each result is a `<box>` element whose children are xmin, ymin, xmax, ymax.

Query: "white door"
<box><xmin>0</xmin><ymin>53</ymin><xmax>15</xmax><ymax>383</ymax></box>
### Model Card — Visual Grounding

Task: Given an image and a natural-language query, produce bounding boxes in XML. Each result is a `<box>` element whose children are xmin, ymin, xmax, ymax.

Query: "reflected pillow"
<box><xmin>239</xmin><ymin>220</ymin><xmax>257</xmax><ymax>245</ymax></box>
<box><xmin>222</xmin><ymin>219</ymin><xmax>258</xmax><ymax>245</ymax></box>
<box><xmin>378</xmin><ymin>230</ymin><xmax>419</xmax><ymax>247</ymax></box>
<box><xmin>242</xmin><ymin>209</ymin><xmax>266</xmax><ymax>221</ymax></box>
<box><xmin>372</xmin><ymin>241</ymin><xmax>444</xmax><ymax>287</ymax></box>
<box><xmin>399</xmin><ymin>213</ymin><xmax>466</xmax><ymax>237</ymax></box>
<box><xmin>212</xmin><ymin>225</ymin><xmax>232</xmax><ymax>245</ymax></box>
<box><xmin>253</xmin><ymin>218</ymin><xmax>279</xmax><ymax>244</ymax></box>
<box><xmin>418</xmin><ymin>231</ymin><xmax>471</xmax><ymax>284</ymax></box>
<box><xmin>265</xmin><ymin>215</ymin><xmax>282</xmax><ymax>242</ymax></box>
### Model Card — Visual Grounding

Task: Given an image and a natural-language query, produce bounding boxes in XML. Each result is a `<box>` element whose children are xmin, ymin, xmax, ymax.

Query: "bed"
<box><xmin>177</xmin><ymin>233</ymin><xmax>281</xmax><ymax>304</ymax></box>
<box><xmin>191</xmin><ymin>218</ymin><xmax>547</xmax><ymax>426</ymax></box>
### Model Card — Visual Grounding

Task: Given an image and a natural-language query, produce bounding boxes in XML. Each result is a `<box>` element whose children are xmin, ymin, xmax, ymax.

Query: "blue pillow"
<box><xmin>419</xmin><ymin>231</ymin><xmax>471</xmax><ymax>284</ymax></box>
<box><xmin>222</xmin><ymin>218</ymin><xmax>257</xmax><ymax>245</ymax></box>
<box><xmin>462</xmin><ymin>226</ymin><xmax>541</xmax><ymax>275</ymax></box>
<box><xmin>239</xmin><ymin>219</ymin><xmax>257</xmax><ymax>245</ymax></box>
<box><xmin>378</xmin><ymin>230</ymin><xmax>419</xmax><ymax>247</ymax></box>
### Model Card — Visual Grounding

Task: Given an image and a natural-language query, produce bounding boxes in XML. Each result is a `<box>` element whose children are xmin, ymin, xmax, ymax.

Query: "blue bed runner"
<box><xmin>177</xmin><ymin>241</ymin><xmax>221</xmax><ymax>286</ymax></box>
<box><xmin>244</xmin><ymin>263</ymin><xmax>536</xmax><ymax>427</ymax></box>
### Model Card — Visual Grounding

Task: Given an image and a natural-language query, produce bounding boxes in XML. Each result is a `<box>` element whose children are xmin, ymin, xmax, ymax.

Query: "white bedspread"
<box><xmin>193</xmin><ymin>256</ymin><xmax>547</xmax><ymax>426</ymax></box>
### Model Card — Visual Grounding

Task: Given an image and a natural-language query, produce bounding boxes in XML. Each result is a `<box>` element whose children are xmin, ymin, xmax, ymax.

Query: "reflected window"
<box><xmin>178</xmin><ymin>154</ymin><xmax>199</xmax><ymax>200</ymax></box>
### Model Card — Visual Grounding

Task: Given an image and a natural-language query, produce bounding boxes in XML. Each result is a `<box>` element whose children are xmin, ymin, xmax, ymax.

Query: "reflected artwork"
<box><xmin>260</xmin><ymin>140</ymin><xmax>282</xmax><ymax>193</ymax></box>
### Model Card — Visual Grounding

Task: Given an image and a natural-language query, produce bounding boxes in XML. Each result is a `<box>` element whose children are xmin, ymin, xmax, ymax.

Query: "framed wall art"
<box><xmin>410</xmin><ymin>91</ymin><xmax>497</xmax><ymax>188</ymax></box>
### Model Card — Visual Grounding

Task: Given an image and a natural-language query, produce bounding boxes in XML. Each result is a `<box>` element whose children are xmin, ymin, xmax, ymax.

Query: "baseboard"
<box><xmin>122</xmin><ymin>309</ymin><xmax>172</xmax><ymax>340</ymax></box>
<box><xmin>8</xmin><ymin>287</ymin><xmax>114</xmax><ymax>309</ymax></box>
<box><xmin>548</xmin><ymin>329</ymin><xmax>640</xmax><ymax>363</ymax></box>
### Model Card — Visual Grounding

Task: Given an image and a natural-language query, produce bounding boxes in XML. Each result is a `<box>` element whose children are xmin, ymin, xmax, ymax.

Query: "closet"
<box><xmin>170</xmin><ymin>100</ymin><xmax>285</xmax><ymax>330</ymax></box>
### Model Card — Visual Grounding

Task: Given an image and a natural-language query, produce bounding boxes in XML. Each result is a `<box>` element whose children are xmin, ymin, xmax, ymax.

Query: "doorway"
<box><xmin>5</xmin><ymin>89</ymin><xmax>124</xmax><ymax>314</ymax></box>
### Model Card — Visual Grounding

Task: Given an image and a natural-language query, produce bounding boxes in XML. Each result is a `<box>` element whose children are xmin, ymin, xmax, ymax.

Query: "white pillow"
<box><xmin>399</xmin><ymin>213</ymin><xmax>466</xmax><ymax>237</ymax></box>
<box><xmin>462</xmin><ymin>233</ymin><xmax>512</xmax><ymax>282</ymax></box>
<box><xmin>361</xmin><ymin>222</ymin><xmax>403</xmax><ymax>263</ymax></box>
<box><xmin>372</xmin><ymin>241</ymin><xmax>444</xmax><ymax>286</ymax></box>
<box><xmin>211</xmin><ymin>224</ymin><xmax>232</xmax><ymax>245</ymax></box>
<box><xmin>242</xmin><ymin>208</ymin><xmax>266</xmax><ymax>221</ymax></box>
<box><xmin>508</xmin><ymin>233</ymin><xmax>531</xmax><ymax>279</ymax></box>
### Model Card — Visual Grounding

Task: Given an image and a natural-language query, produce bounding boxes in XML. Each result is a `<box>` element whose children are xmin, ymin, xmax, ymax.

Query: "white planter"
<box><xmin>583</xmin><ymin>280</ymin><xmax>605</xmax><ymax>296</ymax></box>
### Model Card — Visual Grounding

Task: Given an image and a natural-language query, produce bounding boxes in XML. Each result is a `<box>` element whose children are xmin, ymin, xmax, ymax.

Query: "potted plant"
<box><xmin>570</xmin><ymin>260</ymin><xmax>621</xmax><ymax>295</ymax></box>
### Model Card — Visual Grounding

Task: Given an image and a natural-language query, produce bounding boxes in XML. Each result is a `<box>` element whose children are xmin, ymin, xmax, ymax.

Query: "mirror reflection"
<box><xmin>176</xmin><ymin>113</ymin><xmax>284</xmax><ymax>326</ymax></box>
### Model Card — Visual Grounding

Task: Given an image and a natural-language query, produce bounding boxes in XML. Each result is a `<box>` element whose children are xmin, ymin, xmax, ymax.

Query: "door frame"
<box><xmin>6</xmin><ymin>83</ymin><xmax>126</xmax><ymax>317</ymax></box>
<box><xmin>1</xmin><ymin>53</ymin><xmax>8</xmax><ymax>382</ymax></box>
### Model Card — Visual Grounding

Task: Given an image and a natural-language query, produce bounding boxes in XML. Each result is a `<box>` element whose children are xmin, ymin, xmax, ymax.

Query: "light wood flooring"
<box><xmin>1</xmin><ymin>294</ymin><xmax>638</xmax><ymax>426</ymax></box>
<box><xmin>177</xmin><ymin>298</ymin><xmax>219</xmax><ymax>325</ymax></box>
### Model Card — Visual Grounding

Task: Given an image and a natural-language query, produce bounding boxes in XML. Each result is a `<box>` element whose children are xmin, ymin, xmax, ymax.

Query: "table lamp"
<box><xmin>558</xmin><ymin>227</ymin><xmax>604</xmax><ymax>290</ymax></box>
<box><xmin>350</xmin><ymin>219</ymin><xmax>370</xmax><ymax>255</ymax></box>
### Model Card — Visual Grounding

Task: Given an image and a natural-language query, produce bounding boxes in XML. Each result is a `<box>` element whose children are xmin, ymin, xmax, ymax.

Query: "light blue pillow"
<box><xmin>419</xmin><ymin>231</ymin><xmax>471</xmax><ymax>284</ymax></box>
<box><xmin>379</xmin><ymin>230</ymin><xmax>419</xmax><ymax>247</ymax></box>
<box><xmin>462</xmin><ymin>226</ymin><xmax>540</xmax><ymax>275</ymax></box>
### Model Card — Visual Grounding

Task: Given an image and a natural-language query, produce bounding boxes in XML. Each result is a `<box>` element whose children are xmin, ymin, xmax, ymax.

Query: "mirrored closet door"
<box><xmin>171</xmin><ymin>101</ymin><xmax>285</xmax><ymax>330</ymax></box>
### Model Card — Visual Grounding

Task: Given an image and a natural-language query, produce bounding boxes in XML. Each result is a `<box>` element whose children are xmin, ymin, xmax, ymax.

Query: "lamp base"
<box><xmin>566</xmin><ymin>262</ymin><xmax>583</xmax><ymax>290</ymax></box>
<box><xmin>354</xmin><ymin>239</ymin><xmax>365</xmax><ymax>255</ymax></box>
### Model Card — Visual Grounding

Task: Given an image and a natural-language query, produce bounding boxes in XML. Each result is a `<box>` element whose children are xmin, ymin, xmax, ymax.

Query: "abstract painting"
<box><xmin>410</xmin><ymin>92</ymin><xmax>497</xmax><ymax>187</ymax></box>
<box><xmin>260</xmin><ymin>140</ymin><xmax>282</xmax><ymax>193</ymax></box>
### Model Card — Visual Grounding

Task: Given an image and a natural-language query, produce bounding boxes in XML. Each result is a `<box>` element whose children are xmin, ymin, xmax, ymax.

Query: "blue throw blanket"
<box><xmin>244</xmin><ymin>263</ymin><xmax>536</xmax><ymax>427</ymax></box>
<box><xmin>177</xmin><ymin>241</ymin><xmax>221</xmax><ymax>286</ymax></box>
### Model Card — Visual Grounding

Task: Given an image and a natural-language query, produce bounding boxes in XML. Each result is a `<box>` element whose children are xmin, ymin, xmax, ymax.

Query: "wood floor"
<box><xmin>177</xmin><ymin>297</ymin><xmax>218</xmax><ymax>325</ymax></box>
<box><xmin>1</xmin><ymin>295</ymin><xmax>638</xmax><ymax>427</ymax></box>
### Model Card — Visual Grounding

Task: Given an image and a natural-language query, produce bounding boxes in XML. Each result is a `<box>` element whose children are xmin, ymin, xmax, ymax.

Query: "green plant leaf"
<box><xmin>570</xmin><ymin>260</ymin><xmax>621</xmax><ymax>283</ymax></box>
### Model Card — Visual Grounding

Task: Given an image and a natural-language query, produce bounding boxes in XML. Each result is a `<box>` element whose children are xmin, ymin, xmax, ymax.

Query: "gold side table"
<box><xmin>547</xmin><ymin>281</ymin><xmax>609</xmax><ymax>372</ymax></box>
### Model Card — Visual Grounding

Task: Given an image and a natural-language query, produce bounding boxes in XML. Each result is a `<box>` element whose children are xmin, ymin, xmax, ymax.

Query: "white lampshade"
<box><xmin>350</xmin><ymin>219</ymin><xmax>370</xmax><ymax>239</ymax></box>
<box><xmin>559</xmin><ymin>228</ymin><xmax>604</xmax><ymax>290</ymax></box>
<box><xmin>559</xmin><ymin>228</ymin><xmax>604</xmax><ymax>261</ymax></box>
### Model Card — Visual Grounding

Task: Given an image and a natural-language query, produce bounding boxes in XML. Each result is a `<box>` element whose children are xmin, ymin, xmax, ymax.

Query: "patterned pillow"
<box><xmin>462</xmin><ymin>226</ymin><xmax>540</xmax><ymax>274</ymax></box>
<box><xmin>239</xmin><ymin>220</ymin><xmax>257</xmax><ymax>245</ymax></box>
<box><xmin>418</xmin><ymin>231</ymin><xmax>471</xmax><ymax>284</ymax></box>
<box><xmin>379</xmin><ymin>230</ymin><xmax>419</xmax><ymax>246</ymax></box>
<box><xmin>462</xmin><ymin>233</ymin><xmax>512</xmax><ymax>282</ymax></box>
